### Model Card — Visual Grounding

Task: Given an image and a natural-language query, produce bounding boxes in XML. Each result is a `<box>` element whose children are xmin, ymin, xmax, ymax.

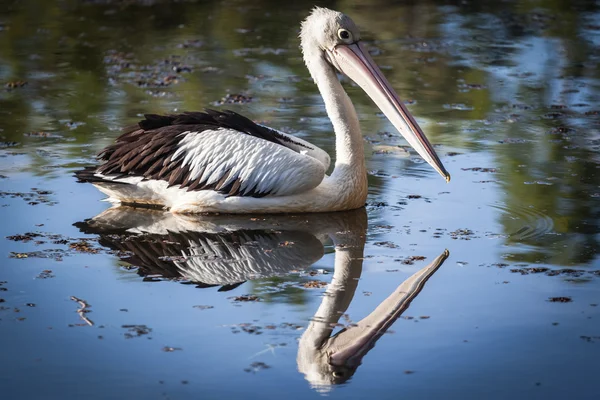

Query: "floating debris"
<box><xmin>443</xmin><ymin>103</ymin><xmax>474</xmax><ymax>111</ymax></box>
<box><xmin>302</xmin><ymin>280</ymin><xmax>327</xmax><ymax>289</ymax></box>
<box><xmin>367</xmin><ymin>201</ymin><xmax>388</xmax><ymax>208</ymax></box>
<box><xmin>201</xmin><ymin>66</ymin><xmax>223</xmax><ymax>74</ymax></box>
<box><xmin>6</xmin><ymin>232</ymin><xmax>43</xmax><ymax>242</ymax></box>
<box><xmin>449</xmin><ymin>229</ymin><xmax>475</xmax><ymax>240</ymax></box>
<box><xmin>145</xmin><ymin>90</ymin><xmax>175</xmax><ymax>98</ymax></box>
<box><xmin>69</xmin><ymin>240</ymin><xmax>99</xmax><ymax>254</ymax></box>
<box><xmin>244</xmin><ymin>361</ymin><xmax>271</xmax><ymax>373</ymax></box>
<box><xmin>233</xmin><ymin>47</ymin><xmax>287</xmax><ymax>57</ymax></box>
<box><xmin>0</xmin><ymin>188</ymin><xmax>57</xmax><ymax>206</ymax></box>
<box><xmin>375</xmin><ymin>225</ymin><xmax>393</xmax><ymax>230</ymax></box>
<box><xmin>5</xmin><ymin>80</ymin><xmax>27</xmax><ymax>90</ymax></box>
<box><xmin>62</xmin><ymin>121</ymin><xmax>86</xmax><ymax>130</ymax></box>
<box><xmin>6</xmin><ymin>232</ymin><xmax>112</xmax><ymax>261</ymax></box>
<box><xmin>524</xmin><ymin>180</ymin><xmax>554</xmax><ymax>186</ymax></box>
<box><xmin>498</xmin><ymin>138</ymin><xmax>529</xmax><ymax>144</ymax></box>
<box><xmin>137</xmin><ymin>74</ymin><xmax>179</xmax><ymax>87</ymax></box>
<box><xmin>192</xmin><ymin>305</ymin><xmax>214</xmax><ymax>310</ymax></box>
<box><xmin>230</xmin><ymin>295</ymin><xmax>260</xmax><ymax>302</ymax></box>
<box><xmin>0</xmin><ymin>141</ymin><xmax>19</xmax><ymax>148</ymax></box>
<box><xmin>70</xmin><ymin>296</ymin><xmax>94</xmax><ymax>326</ymax></box>
<box><xmin>172</xmin><ymin>65</ymin><xmax>192</xmax><ymax>73</ymax></box>
<box><xmin>229</xmin><ymin>322</ymin><xmax>303</xmax><ymax>335</ymax></box>
<box><xmin>457</xmin><ymin>82</ymin><xmax>486</xmax><ymax>91</ymax></box>
<box><xmin>580</xmin><ymin>336</ymin><xmax>600</xmax><ymax>343</ymax></box>
<box><xmin>372</xmin><ymin>145</ymin><xmax>409</xmax><ymax>156</ymax></box>
<box><xmin>162</xmin><ymin>346</ymin><xmax>182</xmax><ymax>352</ymax></box>
<box><xmin>230</xmin><ymin>323</ymin><xmax>263</xmax><ymax>335</ymax></box>
<box><xmin>177</xmin><ymin>39</ymin><xmax>203</xmax><ymax>48</ymax></box>
<box><xmin>548</xmin><ymin>297</ymin><xmax>572</xmax><ymax>303</ymax></box>
<box><xmin>508</xmin><ymin>267</ymin><xmax>596</xmax><ymax>278</ymax></box>
<box><xmin>543</xmin><ymin>112</ymin><xmax>564</xmax><ymax>119</ymax></box>
<box><xmin>374</xmin><ymin>241</ymin><xmax>398</xmax><ymax>248</ymax></box>
<box><xmin>24</xmin><ymin>131</ymin><xmax>62</xmax><ymax>138</ymax></box>
<box><xmin>461</xmin><ymin>167</ymin><xmax>497</xmax><ymax>173</ymax></box>
<box><xmin>400</xmin><ymin>255</ymin><xmax>426</xmax><ymax>265</ymax></box>
<box><xmin>214</xmin><ymin>93</ymin><xmax>253</xmax><ymax>105</ymax></box>
<box><xmin>122</xmin><ymin>324</ymin><xmax>152</xmax><ymax>339</ymax></box>
<box><xmin>10</xmin><ymin>252</ymin><xmax>29</xmax><ymax>258</ymax></box>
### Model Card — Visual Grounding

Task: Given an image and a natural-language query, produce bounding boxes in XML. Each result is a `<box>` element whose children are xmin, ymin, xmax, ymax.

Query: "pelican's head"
<box><xmin>300</xmin><ymin>7</ymin><xmax>450</xmax><ymax>182</ymax></box>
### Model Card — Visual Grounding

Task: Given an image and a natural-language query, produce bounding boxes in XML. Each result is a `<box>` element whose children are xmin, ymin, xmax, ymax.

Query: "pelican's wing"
<box><xmin>82</xmin><ymin>110</ymin><xmax>330</xmax><ymax>197</ymax></box>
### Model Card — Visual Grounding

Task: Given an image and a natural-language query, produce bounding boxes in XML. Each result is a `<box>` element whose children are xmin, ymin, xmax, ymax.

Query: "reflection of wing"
<box><xmin>297</xmin><ymin>249</ymin><xmax>450</xmax><ymax>388</ymax></box>
<box><xmin>76</xmin><ymin>206</ymin><xmax>367</xmax><ymax>290</ymax></box>
<box><xmin>97</xmin><ymin>229</ymin><xmax>323</xmax><ymax>289</ymax></box>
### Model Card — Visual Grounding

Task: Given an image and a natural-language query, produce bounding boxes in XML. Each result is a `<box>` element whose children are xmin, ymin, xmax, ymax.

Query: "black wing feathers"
<box><xmin>135</xmin><ymin>109</ymin><xmax>310</xmax><ymax>148</ymax></box>
<box><xmin>79</xmin><ymin>109</ymin><xmax>310</xmax><ymax>197</ymax></box>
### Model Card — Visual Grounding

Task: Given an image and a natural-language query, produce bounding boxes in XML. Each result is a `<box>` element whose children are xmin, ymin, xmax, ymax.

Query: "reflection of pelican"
<box><xmin>77</xmin><ymin>206</ymin><xmax>448</xmax><ymax>388</ymax></box>
<box><xmin>298</xmin><ymin>249</ymin><xmax>449</xmax><ymax>388</ymax></box>
<box><xmin>76</xmin><ymin>7</ymin><xmax>449</xmax><ymax>214</ymax></box>
<box><xmin>75</xmin><ymin>206</ymin><xmax>367</xmax><ymax>290</ymax></box>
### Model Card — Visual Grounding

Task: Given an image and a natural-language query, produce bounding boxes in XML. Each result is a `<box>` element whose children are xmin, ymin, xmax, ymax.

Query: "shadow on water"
<box><xmin>76</xmin><ymin>206</ymin><xmax>449</xmax><ymax>390</ymax></box>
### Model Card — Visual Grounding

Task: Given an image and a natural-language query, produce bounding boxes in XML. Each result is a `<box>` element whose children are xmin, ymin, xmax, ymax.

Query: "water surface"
<box><xmin>1</xmin><ymin>0</ymin><xmax>599</xmax><ymax>399</ymax></box>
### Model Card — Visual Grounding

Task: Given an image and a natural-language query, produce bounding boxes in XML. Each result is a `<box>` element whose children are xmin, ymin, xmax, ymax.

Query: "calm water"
<box><xmin>1</xmin><ymin>0</ymin><xmax>599</xmax><ymax>398</ymax></box>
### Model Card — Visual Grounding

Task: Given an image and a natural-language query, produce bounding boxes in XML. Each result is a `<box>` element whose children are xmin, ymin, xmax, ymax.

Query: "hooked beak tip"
<box><xmin>445</xmin><ymin>173</ymin><xmax>451</xmax><ymax>183</ymax></box>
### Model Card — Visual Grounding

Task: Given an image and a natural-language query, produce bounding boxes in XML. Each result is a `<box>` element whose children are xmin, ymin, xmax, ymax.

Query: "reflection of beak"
<box><xmin>328</xmin><ymin>249</ymin><xmax>450</xmax><ymax>368</ymax></box>
<box><xmin>326</xmin><ymin>42</ymin><xmax>450</xmax><ymax>182</ymax></box>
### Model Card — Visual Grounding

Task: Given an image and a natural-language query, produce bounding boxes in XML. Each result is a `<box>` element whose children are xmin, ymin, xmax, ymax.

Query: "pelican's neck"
<box><xmin>308</xmin><ymin>55</ymin><xmax>366</xmax><ymax>181</ymax></box>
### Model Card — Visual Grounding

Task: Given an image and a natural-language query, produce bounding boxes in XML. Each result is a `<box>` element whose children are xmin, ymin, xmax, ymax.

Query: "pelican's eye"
<box><xmin>337</xmin><ymin>29</ymin><xmax>352</xmax><ymax>42</ymax></box>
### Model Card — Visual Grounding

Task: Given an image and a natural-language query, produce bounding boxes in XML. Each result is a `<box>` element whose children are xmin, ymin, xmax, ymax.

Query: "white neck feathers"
<box><xmin>304</xmin><ymin>50</ymin><xmax>367</xmax><ymax>198</ymax></box>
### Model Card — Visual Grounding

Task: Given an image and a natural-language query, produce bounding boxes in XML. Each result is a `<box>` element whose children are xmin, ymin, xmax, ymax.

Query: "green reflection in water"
<box><xmin>0</xmin><ymin>0</ymin><xmax>599</xmax><ymax>268</ymax></box>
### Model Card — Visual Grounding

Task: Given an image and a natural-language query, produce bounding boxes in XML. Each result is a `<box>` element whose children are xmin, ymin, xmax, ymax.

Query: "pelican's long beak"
<box><xmin>327</xmin><ymin>42</ymin><xmax>450</xmax><ymax>182</ymax></box>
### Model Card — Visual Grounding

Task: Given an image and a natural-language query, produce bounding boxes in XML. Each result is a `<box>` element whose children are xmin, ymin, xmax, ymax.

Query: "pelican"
<box><xmin>76</xmin><ymin>7</ymin><xmax>450</xmax><ymax>214</ymax></box>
